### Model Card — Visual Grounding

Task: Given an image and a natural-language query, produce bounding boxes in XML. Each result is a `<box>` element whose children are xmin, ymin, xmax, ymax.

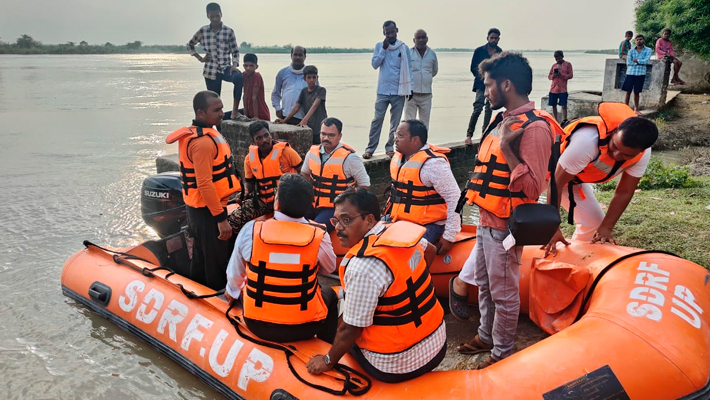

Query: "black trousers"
<box><xmin>244</xmin><ymin>286</ymin><xmax>339</xmax><ymax>344</ymax></box>
<box><xmin>186</xmin><ymin>206</ymin><xmax>234</xmax><ymax>291</ymax></box>
<box><xmin>349</xmin><ymin>341</ymin><xmax>447</xmax><ymax>383</ymax></box>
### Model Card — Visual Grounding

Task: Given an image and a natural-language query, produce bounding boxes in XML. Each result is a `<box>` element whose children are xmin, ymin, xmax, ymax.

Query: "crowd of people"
<box><xmin>169</xmin><ymin>2</ymin><xmax>661</xmax><ymax>382</ymax></box>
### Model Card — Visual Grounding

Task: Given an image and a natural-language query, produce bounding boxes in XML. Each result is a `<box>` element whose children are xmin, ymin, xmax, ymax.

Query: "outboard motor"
<box><xmin>141</xmin><ymin>172</ymin><xmax>186</xmax><ymax>238</ymax></box>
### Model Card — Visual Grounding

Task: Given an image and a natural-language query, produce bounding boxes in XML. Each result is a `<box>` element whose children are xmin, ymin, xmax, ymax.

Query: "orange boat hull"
<box><xmin>61</xmin><ymin>229</ymin><xmax>710</xmax><ymax>399</ymax></box>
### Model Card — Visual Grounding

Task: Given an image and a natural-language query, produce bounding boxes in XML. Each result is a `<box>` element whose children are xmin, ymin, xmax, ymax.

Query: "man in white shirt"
<box><xmin>271</xmin><ymin>46</ymin><xmax>308</xmax><ymax>125</ymax></box>
<box><xmin>405</xmin><ymin>29</ymin><xmax>438</xmax><ymax>128</ymax></box>
<box><xmin>545</xmin><ymin>110</ymin><xmax>659</xmax><ymax>256</ymax></box>
<box><xmin>225</xmin><ymin>173</ymin><xmax>338</xmax><ymax>343</ymax></box>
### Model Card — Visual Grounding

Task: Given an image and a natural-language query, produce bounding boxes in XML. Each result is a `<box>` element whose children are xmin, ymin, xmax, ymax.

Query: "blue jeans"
<box><xmin>422</xmin><ymin>223</ymin><xmax>445</xmax><ymax>244</ymax></box>
<box><xmin>311</xmin><ymin>207</ymin><xmax>335</xmax><ymax>232</ymax></box>
<box><xmin>366</xmin><ymin>94</ymin><xmax>405</xmax><ymax>154</ymax></box>
<box><xmin>205</xmin><ymin>66</ymin><xmax>244</xmax><ymax>103</ymax></box>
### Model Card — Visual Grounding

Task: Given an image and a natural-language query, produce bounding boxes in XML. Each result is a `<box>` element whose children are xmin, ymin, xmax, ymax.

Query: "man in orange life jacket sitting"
<box><xmin>224</xmin><ymin>173</ymin><xmax>339</xmax><ymax>343</ymax></box>
<box><xmin>228</xmin><ymin>120</ymin><xmax>303</xmax><ymax>231</ymax></box>
<box><xmin>166</xmin><ymin>90</ymin><xmax>241</xmax><ymax>291</ymax></box>
<box><xmin>449</xmin><ymin>53</ymin><xmax>555</xmax><ymax>368</ymax></box>
<box><xmin>543</xmin><ymin>103</ymin><xmax>658</xmax><ymax>256</ymax></box>
<box><xmin>306</xmin><ymin>189</ymin><xmax>446</xmax><ymax>383</ymax></box>
<box><xmin>388</xmin><ymin>119</ymin><xmax>461</xmax><ymax>254</ymax></box>
<box><xmin>301</xmin><ymin>117</ymin><xmax>370</xmax><ymax>232</ymax></box>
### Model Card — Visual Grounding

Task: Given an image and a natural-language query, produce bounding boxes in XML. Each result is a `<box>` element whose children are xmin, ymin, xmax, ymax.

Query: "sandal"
<box><xmin>362</xmin><ymin>152</ymin><xmax>373</xmax><ymax>159</ymax></box>
<box><xmin>231</xmin><ymin>113</ymin><xmax>251</xmax><ymax>122</ymax></box>
<box><xmin>475</xmin><ymin>355</ymin><xmax>499</xmax><ymax>370</ymax></box>
<box><xmin>448</xmin><ymin>276</ymin><xmax>469</xmax><ymax>321</ymax></box>
<box><xmin>457</xmin><ymin>334</ymin><xmax>493</xmax><ymax>355</ymax></box>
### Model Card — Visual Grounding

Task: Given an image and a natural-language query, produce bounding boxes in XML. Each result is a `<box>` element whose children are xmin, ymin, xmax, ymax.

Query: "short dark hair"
<box><xmin>404</xmin><ymin>119</ymin><xmax>427</xmax><ymax>145</ymax></box>
<box><xmin>662</xmin><ymin>28</ymin><xmax>671</xmax><ymax>35</ymax></box>
<box><xmin>618</xmin><ymin>117</ymin><xmax>658</xmax><ymax>150</ymax></box>
<box><xmin>290</xmin><ymin>46</ymin><xmax>307</xmax><ymax>56</ymax></box>
<box><xmin>383</xmin><ymin>20</ymin><xmax>397</xmax><ymax>29</ymax></box>
<box><xmin>277</xmin><ymin>174</ymin><xmax>313</xmax><ymax>218</ymax></box>
<box><xmin>193</xmin><ymin>90</ymin><xmax>220</xmax><ymax>112</ymax></box>
<box><xmin>488</xmin><ymin>28</ymin><xmax>501</xmax><ymax>37</ymax></box>
<box><xmin>625</xmin><ymin>30</ymin><xmax>633</xmax><ymax>36</ymax></box>
<box><xmin>243</xmin><ymin>53</ymin><xmax>258</xmax><ymax>64</ymax></box>
<box><xmin>479</xmin><ymin>52</ymin><xmax>533</xmax><ymax>96</ymax></box>
<box><xmin>333</xmin><ymin>189</ymin><xmax>380</xmax><ymax>221</ymax></box>
<box><xmin>248</xmin><ymin>120</ymin><xmax>269</xmax><ymax>137</ymax></box>
<box><xmin>322</xmin><ymin>117</ymin><xmax>343</xmax><ymax>133</ymax></box>
<box><xmin>554</xmin><ymin>50</ymin><xmax>564</xmax><ymax>58</ymax></box>
<box><xmin>206</xmin><ymin>2</ymin><xmax>221</xmax><ymax>13</ymax></box>
<box><xmin>303</xmin><ymin>65</ymin><xmax>318</xmax><ymax>76</ymax></box>
<box><xmin>635</xmin><ymin>34</ymin><xmax>645</xmax><ymax>40</ymax></box>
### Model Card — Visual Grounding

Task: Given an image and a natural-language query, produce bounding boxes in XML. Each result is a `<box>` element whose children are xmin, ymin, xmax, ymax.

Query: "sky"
<box><xmin>0</xmin><ymin>0</ymin><xmax>636</xmax><ymax>50</ymax></box>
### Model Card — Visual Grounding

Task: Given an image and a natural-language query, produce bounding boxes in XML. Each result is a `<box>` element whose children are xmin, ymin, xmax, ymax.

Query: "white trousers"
<box><xmin>560</xmin><ymin>183</ymin><xmax>606</xmax><ymax>241</ymax></box>
<box><xmin>404</xmin><ymin>93</ymin><xmax>433</xmax><ymax>128</ymax></box>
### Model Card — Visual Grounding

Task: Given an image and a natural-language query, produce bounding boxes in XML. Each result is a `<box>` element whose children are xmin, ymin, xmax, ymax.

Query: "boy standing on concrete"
<box><xmin>276</xmin><ymin>65</ymin><xmax>328</xmax><ymax>145</ymax></box>
<box><xmin>622</xmin><ymin>35</ymin><xmax>653</xmax><ymax>113</ymax></box>
<box><xmin>241</xmin><ymin>53</ymin><xmax>271</xmax><ymax>121</ymax></box>
<box><xmin>547</xmin><ymin>50</ymin><xmax>573</xmax><ymax>124</ymax></box>
<box><xmin>187</xmin><ymin>3</ymin><xmax>247</xmax><ymax>121</ymax></box>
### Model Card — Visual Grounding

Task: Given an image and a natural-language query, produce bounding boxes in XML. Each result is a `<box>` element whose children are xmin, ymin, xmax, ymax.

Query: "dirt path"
<box><xmin>654</xmin><ymin>94</ymin><xmax>710</xmax><ymax>176</ymax></box>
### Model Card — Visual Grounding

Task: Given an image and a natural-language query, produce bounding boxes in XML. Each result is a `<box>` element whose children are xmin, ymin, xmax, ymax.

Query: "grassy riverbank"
<box><xmin>560</xmin><ymin>176</ymin><xmax>710</xmax><ymax>269</ymax></box>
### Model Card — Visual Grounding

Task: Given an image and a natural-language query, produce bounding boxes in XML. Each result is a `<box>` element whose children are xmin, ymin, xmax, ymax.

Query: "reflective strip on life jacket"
<box><xmin>247</xmin><ymin>141</ymin><xmax>289</xmax><ymax>204</ymax></box>
<box><xmin>306</xmin><ymin>144</ymin><xmax>356</xmax><ymax>209</ymax></box>
<box><xmin>170</xmin><ymin>126</ymin><xmax>241</xmax><ymax>208</ymax></box>
<box><xmin>389</xmin><ymin>147</ymin><xmax>449</xmax><ymax>225</ymax></box>
<box><xmin>243</xmin><ymin>219</ymin><xmax>328</xmax><ymax>325</ymax></box>
<box><xmin>339</xmin><ymin>221</ymin><xmax>444</xmax><ymax>354</ymax></box>
<box><xmin>464</xmin><ymin>110</ymin><xmax>560</xmax><ymax>218</ymax></box>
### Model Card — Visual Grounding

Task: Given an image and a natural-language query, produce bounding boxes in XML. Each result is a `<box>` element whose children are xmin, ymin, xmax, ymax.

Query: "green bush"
<box><xmin>636</xmin><ymin>0</ymin><xmax>710</xmax><ymax>61</ymax></box>
<box><xmin>638</xmin><ymin>157</ymin><xmax>690</xmax><ymax>189</ymax></box>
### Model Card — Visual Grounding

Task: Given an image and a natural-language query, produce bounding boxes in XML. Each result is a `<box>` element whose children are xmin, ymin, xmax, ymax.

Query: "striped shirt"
<box><xmin>341</xmin><ymin>223</ymin><xmax>446</xmax><ymax>374</ymax></box>
<box><xmin>626</xmin><ymin>46</ymin><xmax>652</xmax><ymax>76</ymax></box>
<box><xmin>187</xmin><ymin>24</ymin><xmax>240</xmax><ymax>80</ymax></box>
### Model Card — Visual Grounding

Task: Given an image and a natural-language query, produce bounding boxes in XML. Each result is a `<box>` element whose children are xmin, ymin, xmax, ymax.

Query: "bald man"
<box><xmin>405</xmin><ymin>29</ymin><xmax>438</xmax><ymax>128</ymax></box>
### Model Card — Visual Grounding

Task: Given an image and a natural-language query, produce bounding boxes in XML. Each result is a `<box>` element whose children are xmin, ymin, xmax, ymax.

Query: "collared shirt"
<box><xmin>271</xmin><ymin>66</ymin><xmax>308</xmax><ymax>118</ymax></box>
<box><xmin>478</xmin><ymin>102</ymin><xmax>553</xmax><ymax>231</ymax></box>
<box><xmin>548</xmin><ymin>61</ymin><xmax>573</xmax><ymax>94</ymax></box>
<box><xmin>626</xmin><ymin>46</ymin><xmax>653</xmax><ymax>76</ymax></box>
<box><xmin>187</xmin><ymin>24</ymin><xmax>239</xmax><ymax>80</ymax></box>
<box><xmin>402</xmin><ymin>144</ymin><xmax>462</xmax><ymax>242</ymax></box>
<box><xmin>371</xmin><ymin>42</ymin><xmax>413</xmax><ymax>96</ymax></box>
<box><xmin>410</xmin><ymin>46</ymin><xmax>438</xmax><ymax>94</ymax></box>
<box><xmin>225</xmin><ymin>211</ymin><xmax>337</xmax><ymax>299</ymax></box>
<box><xmin>655</xmin><ymin>38</ymin><xmax>675</xmax><ymax>59</ymax></box>
<box><xmin>341</xmin><ymin>223</ymin><xmax>445</xmax><ymax>374</ymax></box>
<box><xmin>470</xmin><ymin>44</ymin><xmax>502</xmax><ymax>91</ymax></box>
<box><xmin>301</xmin><ymin>142</ymin><xmax>371</xmax><ymax>187</ymax></box>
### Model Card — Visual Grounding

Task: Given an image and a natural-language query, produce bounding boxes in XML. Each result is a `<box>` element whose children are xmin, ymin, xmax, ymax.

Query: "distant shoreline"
<box><xmin>0</xmin><ymin>41</ymin><xmax>617</xmax><ymax>56</ymax></box>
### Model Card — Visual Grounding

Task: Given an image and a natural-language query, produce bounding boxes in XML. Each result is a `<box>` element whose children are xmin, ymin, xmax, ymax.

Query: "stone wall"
<box><xmin>156</xmin><ymin>121</ymin><xmax>479</xmax><ymax>204</ymax></box>
<box><xmin>602</xmin><ymin>58</ymin><xmax>671</xmax><ymax>109</ymax></box>
<box><xmin>540</xmin><ymin>90</ymin><xmax>602</xmax><ymax>120</ymax></box>
<box><xmin>678</xmin><ymin>52</ymin><xmax>710</xmax><ymax>92</ymax></box>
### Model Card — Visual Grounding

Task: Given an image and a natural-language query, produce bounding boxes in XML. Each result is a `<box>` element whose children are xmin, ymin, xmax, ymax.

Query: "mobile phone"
<box><xmin>554</xmin><ymin>68</ymin><xmax>559</xmax><ymax>73</ymax></box>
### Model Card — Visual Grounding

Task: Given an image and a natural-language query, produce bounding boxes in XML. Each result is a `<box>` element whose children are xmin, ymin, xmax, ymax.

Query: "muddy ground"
<box><xmin>654</xmin><ymin>93</ymin><xmax>710</xmax><ymax>176</ymax></box>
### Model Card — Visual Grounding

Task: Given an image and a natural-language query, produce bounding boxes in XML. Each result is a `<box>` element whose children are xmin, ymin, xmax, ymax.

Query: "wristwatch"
<box><xmin>323</xmin><ymin>353</ymin><xmax>332</xmax><ymax>367</ymax></box>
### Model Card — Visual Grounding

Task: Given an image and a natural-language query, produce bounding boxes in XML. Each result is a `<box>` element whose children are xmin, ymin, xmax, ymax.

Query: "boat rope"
<box><xmin>225</xmin><ymin>303</ymin><xmax>372</xmax><ymax>396</ymax></box>
<box><xmin>574</xmin><ymin>249</ymin><xmax>680</xmax><ymax>322</ymax></box>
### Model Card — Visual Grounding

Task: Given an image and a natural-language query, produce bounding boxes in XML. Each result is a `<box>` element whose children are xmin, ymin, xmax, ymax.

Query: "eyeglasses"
<box><xmin>330</xmin><ymin>213</ymin><xmax>367</xmax><ymax>228</ymax></box>
<box><xmin>321</xmin><ymin>132</ymin><xmax>338</xmax><ymax>139</ymax></box>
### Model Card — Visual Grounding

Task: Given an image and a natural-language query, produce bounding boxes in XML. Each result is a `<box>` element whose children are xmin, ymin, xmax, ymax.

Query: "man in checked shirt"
<box><xmin>188</xmin><ymin>3</ymin><xmax>247</xmax><ymax>121</ymax></box>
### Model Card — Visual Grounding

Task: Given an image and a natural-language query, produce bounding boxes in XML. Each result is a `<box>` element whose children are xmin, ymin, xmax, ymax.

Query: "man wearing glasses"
<box><xmin>306</xmin><ymin>189</ymin><xmax>446</xmax><ymax>383</ymax></box>
<box><xmin>302</xmin><ymin>117</ymin><xmax>370</xmax><ymax>232</ymax></box>
<box><xmin>225</xmin><ymin>173</ymin><xmax>338</xmax><ymax>343</ymax></box>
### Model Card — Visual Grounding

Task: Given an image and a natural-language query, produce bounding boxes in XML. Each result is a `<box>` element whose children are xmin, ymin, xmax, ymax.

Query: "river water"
<box><xmin>0</xmin><ymin>52</ymin><xmax>609</xmax><ymax>399</ymax></box>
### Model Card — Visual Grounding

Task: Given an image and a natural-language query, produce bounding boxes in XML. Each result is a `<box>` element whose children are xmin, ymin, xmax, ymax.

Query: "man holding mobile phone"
<box><xmin>547</xmin><ymin>50</ymin><xmax>573</xmax><ymax>124</ymax></box>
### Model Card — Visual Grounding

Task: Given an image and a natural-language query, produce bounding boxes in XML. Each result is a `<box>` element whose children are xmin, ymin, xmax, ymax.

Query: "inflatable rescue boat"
<box><xmin>61</xmin><ymin>226</ymin><xmax>710</xmax><ymax>400</ymax></box>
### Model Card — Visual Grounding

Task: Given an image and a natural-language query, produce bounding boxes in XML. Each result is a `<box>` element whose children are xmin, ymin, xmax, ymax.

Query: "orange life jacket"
<box><xmin>247</xmin><ymin>141</ymin><xmax>290</xmax><ymax>204</ymax></box>
<box><xmin>243</xmin><ymin>219</ymin><xmax>328</xmax><ymax>325</ymax></box>
<box><xmin>464</xmin><ymin>110</ymin><xmax>561</xmax><ymax>219</ymax></box>
<box><xmin>339</xmin><ymin>221</ymin><xmax>444</xmax><ymax>354</ymax></box>
<box><xmin>389</xmin><ymin>145</ymin><xmax>450</xmax><ymax>225</ymax></box>
<box><xmin>166</xmin><ymin>126</ymin><xmax>240</xmax><ymax>208</ymax></box>
<box><xmin>306</xmin><ymin>143</ymin><xmax>356</xmax><ymax>209</ymax></box>
<box><xmin>562</xmin><ymin>102</ymin><xmax>645</xmax><ymax>184</ymax></box>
